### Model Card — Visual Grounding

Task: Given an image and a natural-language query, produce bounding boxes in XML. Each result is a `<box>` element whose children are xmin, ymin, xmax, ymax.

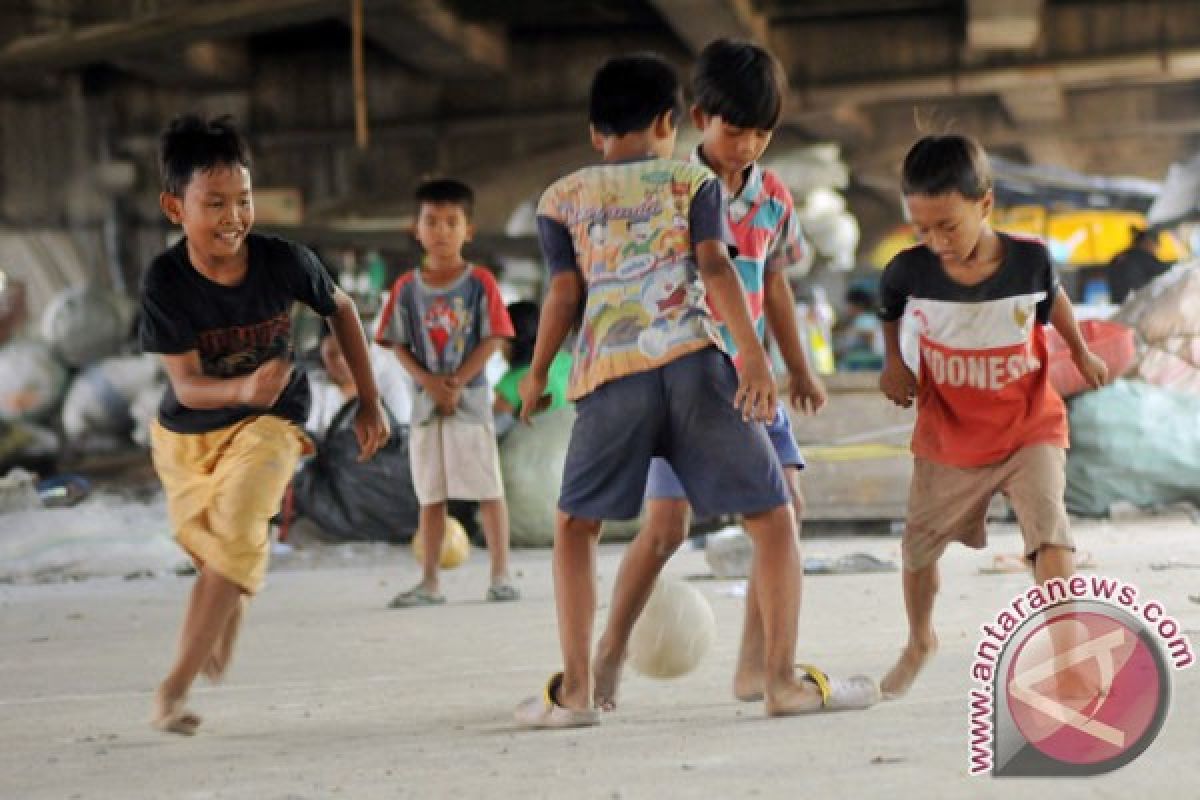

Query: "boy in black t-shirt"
<box><xmin>139</xmin><ymin>114</ymin><xmax>389</xmax><ymax>734</ymax></box>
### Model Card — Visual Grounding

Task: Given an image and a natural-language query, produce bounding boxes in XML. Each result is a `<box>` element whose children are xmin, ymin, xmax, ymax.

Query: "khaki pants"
<box><xmin>903</xmin><ymin>444</ymin><xmax>1074</xmax><ymax>571</ymax></box>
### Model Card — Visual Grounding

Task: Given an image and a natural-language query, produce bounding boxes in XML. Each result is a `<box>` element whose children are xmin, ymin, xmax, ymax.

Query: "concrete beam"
<box><xmin>0</xmin><ymin>0</ymin><xmax>340</xmax><ymax>72</ymax></box>
<box><xmin>359</xmin><ymin>0</ymin><xmax>508</xmax><ymax>78</ymax></box>
<box><xmin>118</xmin><ymin>108</ymin><xmax>586</xmax><ymax>154</ymax></box>
<box><xmin>1000</xmin><ymin>84</ymin><xmax>1065</xmax><ymax>124</ymax></box>
<box><xmin>647</xmin><ymin>0</ymin><xmax>767</xmax><ymax>53</ymax></box>
<box><xmin>967</xmin><ymin>0</ymin><xmax>1043</xmax><ymax>52</ymax></box>
<box><xmin>111</xmin><ymin>40</ymin><xmax>251</xmax><ymax>87</ymax></box>
<box><xmin>791</xmin><ymin>46</ymin><xmax>1200</xmax><ymax>111</ymax></box>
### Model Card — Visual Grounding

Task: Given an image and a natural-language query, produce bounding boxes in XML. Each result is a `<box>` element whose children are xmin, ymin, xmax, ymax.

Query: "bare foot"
<box><xmin>733</xmin><ymin>667</ymin><xmax>764</xmax><ymax>703</ymax></box>
<box><xmin>881</xmin><ymin>637</ymin><xmax>937</xmax><ymax>700</ymax></box>
<box><xmin>763</xmin><ymin>674</ymin><xmax>824</xmax><ymax>717</ymax></box>
<box><xmin>151</xmin><ymin>688</ymin><xmax>202</xmax><ymax>736</ymax></box>
<box><xmin>592</xmin><ymin>640</ymin><xmax>624</xmax><ymax>712</ymax></box>
<box><xmin>1054</xmin><ymin>665</ymin><xmax>1106</xmax><ymax>707</ymax></box>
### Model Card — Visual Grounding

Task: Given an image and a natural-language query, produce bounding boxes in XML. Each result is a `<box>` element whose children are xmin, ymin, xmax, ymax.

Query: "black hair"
<box><xmin>692</xmin><ymin>38</ymin><xmax>786</xmax><ymax>130</ymax></box>
<box><xmin>159</xmin><ymin>114</ymin><xmax>251</xmax><ymax>196</ymax></box>
<box><xmin>845</xmin><ymin>287</ymin><xmax>874</xmax><ymax>309</ymax></box>
<box><xmin>901</xmin><ymin>134</ymin><xmax>992</xmax><ymax>200</ymax></box>
<box><xmin>415</xmin><ymin>178</ymin><xmax>474</xmax><ymax>218</ymax></box>
<box><xmin>589</xmin><ymin>53</ymin><xmax>683</xmax><ymax>136</ymax></box>
<box><xmin>1131</xmin><ymin>226</ymin><xmax>1157</xmax><ymax>248</ymax></box>
<box><xmin>506</xmin><ymin>300</ymin><xmax>540</xmax><ymax>368</ymax></box>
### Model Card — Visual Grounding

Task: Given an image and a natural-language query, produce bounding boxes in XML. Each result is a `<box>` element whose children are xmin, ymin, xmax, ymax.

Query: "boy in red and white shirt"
<box><xmin>877</xmin><ymin>134</ymin><xmax>1109</xmax><ymax>698</ymax></box>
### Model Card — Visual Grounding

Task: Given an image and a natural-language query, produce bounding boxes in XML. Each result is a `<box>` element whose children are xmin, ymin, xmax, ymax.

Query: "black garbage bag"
<box><xmin>292</xmin><ymin>399</ymin><xmax>420</xmax><ymax>543</ymax></box>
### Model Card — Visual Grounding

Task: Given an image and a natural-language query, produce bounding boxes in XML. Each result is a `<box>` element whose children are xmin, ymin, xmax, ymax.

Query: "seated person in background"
<box><xmin>306</xmin><ymin>324</ymin><xmax>411</xmax><ymax>436</ymax></box>
<box><xmin>834</xmin><ymin>285</ymin><xmax>885</xmax><ymax>371</ymax></box>
<box><xmin>493</xmin><ymin>300</ymin><xmax>571</xmax><ymax>433</ymax></box>
<box><xmin>1106</xmin><ymin>227</ymin><xmax>1171</xmax><ymax>304</ymax></box>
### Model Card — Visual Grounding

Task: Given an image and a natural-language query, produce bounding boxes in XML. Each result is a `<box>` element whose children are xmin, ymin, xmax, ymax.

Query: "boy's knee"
<box><xmin>644</xmin><ymin>499</ymin><xmax>690</xmax><ymax>555</ymax></box>
<box><xmin>787</xmin><ymin>478</ymin><xmax>806</xmax><ymax>520</ymax></box>
<box><xmin>742</xmin><ymin>503</ymin><xmax>796</xmax><ymax>541</ymax></box>
<box><xmin>557</xmin><ymin>512</ymin><xmax>603</xmax><ymax>539</ymax></box>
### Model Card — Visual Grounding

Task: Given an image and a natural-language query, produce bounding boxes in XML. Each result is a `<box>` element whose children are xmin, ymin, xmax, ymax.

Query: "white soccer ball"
<box><xmin>627</xmin><ymin>579</ymin><xmax>716</xmax><ymax>679</ymax></box>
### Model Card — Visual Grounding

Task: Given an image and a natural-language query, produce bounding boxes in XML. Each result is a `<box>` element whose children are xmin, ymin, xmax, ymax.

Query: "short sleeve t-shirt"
<box><xmin>139</xmin><ymin>233</ymin><xmax>338</xmax><ymax>434</ymax></box>
<box><xmin>375</xmin><ymin>265</ymin><xmax>514</xmax><ymax>426</ymax></box>
<box><xmin>693</xmin><ymin>151</ymin><xmax>807</xmax><ymax>365</ymax></box>
<box><xmin>879</xmin><ymin>232</ymin><xmax>1067</xmax><ymax>467</ymax></box>
<box><xmin>535</xmin><ymin>158</ymin><xmax>726</xmax><ymax>400</ymax></box>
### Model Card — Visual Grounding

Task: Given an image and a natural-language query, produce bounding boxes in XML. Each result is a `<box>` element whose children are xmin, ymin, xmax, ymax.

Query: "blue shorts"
<box><xmin>645</xmin><ymin>404</ymin><xmax>804</xmax><ymax>503</ymax></box>
<box><xmin>558</xmin><ymin>348</ymin><xmax>789</xmax><ymax>521</ymax></box>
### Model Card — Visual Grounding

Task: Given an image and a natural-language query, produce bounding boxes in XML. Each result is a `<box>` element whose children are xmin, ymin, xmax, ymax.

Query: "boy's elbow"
<box><xmin>332</xmin><ymin>289</ymin><xmax>357</xmax><ymax>317</ymax></box>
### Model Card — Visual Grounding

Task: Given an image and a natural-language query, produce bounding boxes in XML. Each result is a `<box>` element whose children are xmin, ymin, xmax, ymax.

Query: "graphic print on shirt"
<box><xmin>196</xmin><ymin>310</ymin><xmax>292</xmax><ymax>378</ymax></box>
<box><xmin>537</xmin><ymin>160</ymin><xmax>726</xmax><ymax>399</ymax></box>
<box><xmin>421</xmin><ymin>294</ymin><xmax>473</xmax><ymax>370</ymax></box>
<box><xmin>691</xmin><ymin>156</ymin><xmax>807</xmax><ymax>365</ymax></box>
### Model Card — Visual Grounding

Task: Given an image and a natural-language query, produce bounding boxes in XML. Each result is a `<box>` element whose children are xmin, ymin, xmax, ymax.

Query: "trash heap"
<box><xmin>1065</xmin><ymin>261</ymin><xmax>1200</xmax><ymax>515</ymax></box>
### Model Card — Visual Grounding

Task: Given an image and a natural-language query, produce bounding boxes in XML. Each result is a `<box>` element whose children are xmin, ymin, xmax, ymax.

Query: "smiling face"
<box><xmin>693</xmin><ymin>109</ymin><xmax>772</xmax><ymax>177</ymax></box>
<box><xmin>903</xmin><ymin>189</ymin><xmax>994</xmax><ymax>269</ymax></box>
<box><xmin>160</xmin><ymin>165</ymin><xmax>254</xmax><ymax>269</ymax></box>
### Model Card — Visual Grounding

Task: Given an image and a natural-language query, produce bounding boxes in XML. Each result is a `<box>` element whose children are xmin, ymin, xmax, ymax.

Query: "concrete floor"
<box><xmin>1</xmin><ymin>518</ymin><xmax>1198</xmax><ymax>799</ymax></box>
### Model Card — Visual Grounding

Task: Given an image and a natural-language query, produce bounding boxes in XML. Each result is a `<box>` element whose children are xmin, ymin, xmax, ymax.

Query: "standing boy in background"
<box><xmin>375</xmin><ymin>179</ymin><xmax>519</xmax><ymax>608</ymax></box>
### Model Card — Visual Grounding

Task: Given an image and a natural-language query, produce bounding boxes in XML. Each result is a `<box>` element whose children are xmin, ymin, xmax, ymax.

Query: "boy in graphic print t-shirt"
<box><xmin>876</xmin><ymin>134</ymin><xmax>1110</xmax><ymax>700</ymax></box>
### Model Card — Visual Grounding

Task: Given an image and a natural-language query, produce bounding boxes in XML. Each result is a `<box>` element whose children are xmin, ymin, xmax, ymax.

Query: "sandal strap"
<box><xmin>543</xmin><ymin>672</ymin><xmax>565</xmax><ymax>709</ymax></box>
<box><xmin>796</xmin><ymin>663</ymin><xmax>832</xmax><ymax>707</ymax></box>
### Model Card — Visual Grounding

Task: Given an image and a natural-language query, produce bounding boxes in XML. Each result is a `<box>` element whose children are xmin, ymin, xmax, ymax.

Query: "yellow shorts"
<box><xmin>151</xmin><ymin>415</ymin><xmax>309</xmax><ymax>594</ymax></box>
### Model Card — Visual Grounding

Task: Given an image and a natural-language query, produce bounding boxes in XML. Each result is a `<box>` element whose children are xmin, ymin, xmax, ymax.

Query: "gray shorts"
<box><xmin>645</xmin><ymin>402</ymin><xmax>804</xmax><ymax>504</ymax></box>
<box><xmin>558</xmin><ymin>348</ymin><xmax>789</xmax><ymax>521</ymax></box>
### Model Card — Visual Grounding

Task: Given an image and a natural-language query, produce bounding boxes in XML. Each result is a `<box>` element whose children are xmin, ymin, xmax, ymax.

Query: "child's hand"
<box><xmin>735</xmin><ymin>353</ymin><xmax>777</xmax><ymax>423</ymax></box>
<box><xmin>787</xmin><ymin>370</ymin><xmax>827</xmax><ymax>415</ymax></box>
<box><xmin>517</xmin><ymin>371</ymin><xmax>549</xmax><ymax>425</ymax></box>
<box><xmin>239</xmin><ymin>358</ymin><xmax>294</xmax><ymax>408</ymax></box>
<box><xmin>880</xmin><ymin>361</ymin><xmax>917</xmax><ymax>408</ymax></box>
<box><xmin>420</xmin><ymin>373</ymin><xmax>458</xmax><ymax>415</ymax></box>
<box><xmin>441</xmin><ymin>380</ymin><xmax>462</xmax><ymax>416</ymax></box>
<box><xmin>1073</xmin><ymin>349</ymin><xmax>1110</xmax><ymax>390</ymax></box>
<box><xmin>352</xmin><ymin>397</ymin><xmax>391</xmax><ymax>462</ymax></box>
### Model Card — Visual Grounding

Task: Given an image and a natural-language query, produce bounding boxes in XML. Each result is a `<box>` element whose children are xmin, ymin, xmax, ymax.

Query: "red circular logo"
<box><xmin>1005</xmin><ymin>611</ymin><xmax>1162</xmax><ymax>766</ymax></box>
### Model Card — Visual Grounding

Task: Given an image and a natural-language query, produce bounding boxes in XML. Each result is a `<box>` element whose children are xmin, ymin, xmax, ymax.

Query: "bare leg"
<box><xmin>1032</xmin><ymin>543</ymin><xmax>1074</xmax><ymax>586</ymax></box>
<box><xmin>740</xmin><ymin>503</ymin><xmax>824</xmax><ymax>715</ymax></box>
<box><xmin>202</xmin><ymin>595</ymin><xmax>246</xmax><ymax>683</ymax></box>
<box><xmin>593</xmin><ymin>498</ymin><xmax>689</xmax><ymax>710</ymax></box>
<box><xmin>734</xmin><ymin>469</ymin><xmax>804</xmax><ymax>702</ymax></box>
<box><xmin>478</xmin><ymin>496</ymin><xmax>512</xmax><ymax>585</ymax></box>
<box><xmin>1032</xmin><ymin>544</ymin><xmax>1098</xmax><ymax>701</ymax></box>
<box><xmin>554</xmin><ymin>513</ymin><xmax>603</xmax><ymax>711</ymax></box>
<box><xmin>880</xmin><ymin>562</ymin><xmax>940</xmax><ymax>699</ymax></box>
<box><xmin>153</xmin><ymin>566</ymin><xmax>243</xmax><ymax>733</ymax></box>
<box><xmin>417</xmin><ymin>501</ymin><xmax>446</xmax><ymax>592</ymax></box>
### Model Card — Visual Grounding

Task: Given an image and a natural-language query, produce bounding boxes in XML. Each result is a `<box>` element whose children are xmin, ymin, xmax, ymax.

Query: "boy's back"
<box><xmin>537</xmin><ymin>157</ymin><xmax>725</xmax><ymax>399</ymax></box>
